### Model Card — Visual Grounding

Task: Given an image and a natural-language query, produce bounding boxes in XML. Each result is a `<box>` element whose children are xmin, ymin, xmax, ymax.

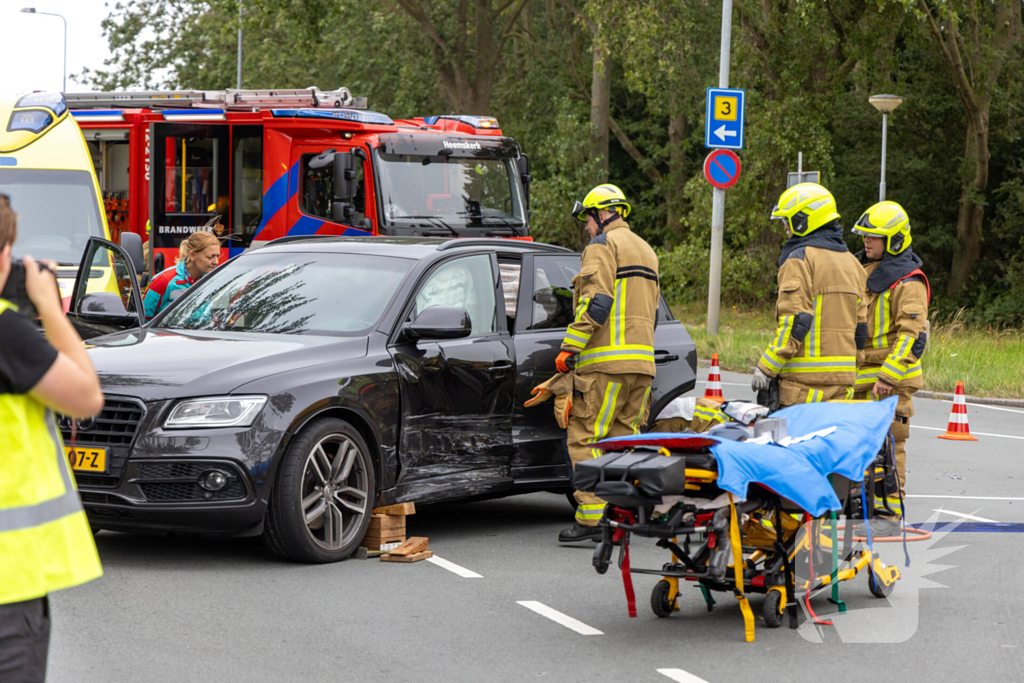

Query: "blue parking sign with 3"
<box><xmin>705</xmin><ymin>87</ymin><xmax>745</xmax><ymax>150</ymax></box>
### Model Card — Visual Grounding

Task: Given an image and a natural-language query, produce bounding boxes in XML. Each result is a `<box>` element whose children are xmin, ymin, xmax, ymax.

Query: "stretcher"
<box><xmin>575</xmin><ymin>398</ymin><xmax>905</xmax><ymax>642</ymax></box>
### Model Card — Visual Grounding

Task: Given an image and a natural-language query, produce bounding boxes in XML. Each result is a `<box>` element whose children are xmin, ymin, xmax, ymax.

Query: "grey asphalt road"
<box><xmin>47</xmin><ymin>370</ymin><xmax>1024</xmax><ymax>683</ymax></box>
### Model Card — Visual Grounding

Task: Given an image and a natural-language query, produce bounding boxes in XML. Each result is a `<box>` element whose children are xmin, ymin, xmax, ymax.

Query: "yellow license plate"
<box><xmin>65</xmin><ymin>446</ymin><xmax>107</xmax><ymax>473</ymax></box>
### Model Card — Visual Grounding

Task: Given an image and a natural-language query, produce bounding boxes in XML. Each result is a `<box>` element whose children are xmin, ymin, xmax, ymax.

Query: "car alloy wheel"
<box><xmin>301</xmin><ymin>433</ymin><xmax>370</xmax><ymax>551</ymax></box>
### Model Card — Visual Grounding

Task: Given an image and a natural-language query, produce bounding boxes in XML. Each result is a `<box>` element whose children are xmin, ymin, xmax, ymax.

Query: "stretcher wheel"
<box><xmin>762</xmin><ymin>590</ymin><xmax>784</xmax><ymax>628</ymax></box>
<box><xmin>867</xmin><ymin>567</ymin><xmax>894</xmax><ymax>598</ymax></box>
<box><xmin>651</xmin><ymin>580</ymin><xmax>676</xmax><ymax>618</ymax></box>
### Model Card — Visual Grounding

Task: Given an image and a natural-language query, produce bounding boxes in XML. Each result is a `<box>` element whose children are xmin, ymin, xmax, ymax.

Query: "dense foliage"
<box><xmin>86</xmin><ymin>0</ymin><xmax>1024</xmax><ymax>325</ymax></box>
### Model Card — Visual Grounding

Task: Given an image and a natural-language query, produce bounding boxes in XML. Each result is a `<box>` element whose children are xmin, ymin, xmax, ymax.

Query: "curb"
<box><xmin>696</xmin><ymin>358</ymin><xmax>1024</xmax><ymax>408</ymax></box>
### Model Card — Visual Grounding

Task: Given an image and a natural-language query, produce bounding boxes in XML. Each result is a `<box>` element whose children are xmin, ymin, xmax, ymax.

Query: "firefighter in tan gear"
<box><xmin>751</xmin><ymin>183</ymin><xmax>866</xmax><ymax>406</ymax></box>
<box><xmin>556</xmin><ymin>184</ymin><xmax>660</xmax><ymax>543</ymax></box>
<box><xmin>853</xmin><ymin>201</ymin><xmax>929</xmax><ymax>515</ymax></box>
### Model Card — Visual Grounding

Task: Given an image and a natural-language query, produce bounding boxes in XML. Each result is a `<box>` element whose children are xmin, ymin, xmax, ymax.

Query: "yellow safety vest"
<box><xmin>0</xmin><ymin>300</ymin><xmax>103</xmax><ymax>604</ymax></box>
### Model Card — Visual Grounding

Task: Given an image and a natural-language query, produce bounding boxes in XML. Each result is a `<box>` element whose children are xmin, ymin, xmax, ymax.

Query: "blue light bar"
<box><xmin>272</xmin><ymin>108</ymin><xmax>394</xmax><ymax>125</ymax></box>
<box><xmin>423</xmin><ymin>115</ymin><xmax>499</xmax><ymax>129</ymax></box>
<box><xmin>71</xmin><ymin>110</ymin><xmax>126</xmax><ymax>122</ymax></box>
<box><xmin>15</xmin><ymin>92</ymin><xmax>67</xmax><ymax>117</ymax></box>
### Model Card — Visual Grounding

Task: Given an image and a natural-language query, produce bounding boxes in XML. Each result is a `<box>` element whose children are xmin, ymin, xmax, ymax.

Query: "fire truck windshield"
<box><xmin>375</xmin><ymin>152</ymin><xmax>525</xmax><ymax>234</ymax></box>
<box><xmin>1</xmin><ymin>169</ymin><xmax>105</xmax><ymax>265</ymax></box>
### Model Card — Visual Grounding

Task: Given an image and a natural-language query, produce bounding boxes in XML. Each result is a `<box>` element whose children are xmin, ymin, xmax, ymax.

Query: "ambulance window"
<box><xmin>232</xmin><ymin>129</ymin><xmax>263</xmax><ymax>247</ymax></box>
<box><xmin>164</xmin><ymin>137</ymin><xmax>218</xmax><ymax>214</ymax></box>
<box><xmin>300</xmin><ymin>152</ymin><xmax>365</xmax><ymax>226</ymax></box>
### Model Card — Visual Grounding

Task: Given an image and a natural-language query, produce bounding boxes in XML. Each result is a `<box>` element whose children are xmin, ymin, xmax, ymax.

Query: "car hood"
<box><xmin>85</xmin><ymin>328</ymin><xmax>369</xmax><ymax>402</ymax></box>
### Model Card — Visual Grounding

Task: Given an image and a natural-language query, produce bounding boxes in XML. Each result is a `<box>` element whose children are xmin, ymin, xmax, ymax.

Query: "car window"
<box><xmin>300</xmin><ymin>152</ymin><xmax>367</xmax><ymax>227</ymax></box>
<box><xmin>414</xmin><ymin>254</ymin><xmax>496</xmax><ymax>336</ymax></box>
<box><xmin>529</xmin><ymin>255</ymin><xmax>581</xmax><ymax>330</ymax></box>
<box><xmin>157</xmin><ymin>252</ymin><xmax>412</xmax><ymax>335</ymax></box>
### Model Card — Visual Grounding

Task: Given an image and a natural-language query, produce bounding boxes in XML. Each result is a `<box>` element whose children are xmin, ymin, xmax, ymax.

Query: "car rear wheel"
<box><xmin>264</xmin><ymin>418</ymin><xmax>375</xmax><ymax>563</ymax></box>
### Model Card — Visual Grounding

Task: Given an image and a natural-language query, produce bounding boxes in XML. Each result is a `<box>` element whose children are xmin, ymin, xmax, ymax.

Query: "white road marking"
<box><xmin>657</xmin><ymin>668</ymin><xmax>711</xmax><ymax>683</ymax></box>
<box><xmin>908</xmin><ymin>494</ymin><xmax>1024</xmax><ymax>501</ymax></box>
<box><xmin>516</xmin><ymin>601</ymin><xmax>603</xmax><ymax>635</ymax></box>
<box><xmin>911</xmin><ymin>425</ymin><xmax>1024</xmax><ymax>440</ymax></box>
<box><xmin>426</xmin><ymin>556</ymin><xmax>482</xmax><ymax>578</ymax></box>
<box><xmin>936</xmin><ymin>400</ymin><xmax>1024</xmax><ymax>415</ymax></box>
<box><xmin>934</xmin><ymin>509</ymin><xmax>999</xmax><ymax>523</ymax></box>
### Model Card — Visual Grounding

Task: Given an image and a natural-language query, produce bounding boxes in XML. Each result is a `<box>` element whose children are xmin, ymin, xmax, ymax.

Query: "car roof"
<box><xmin>260</xmin><ymin>235</ymin><xmax>576</xmax><ymax>258</ymax></box>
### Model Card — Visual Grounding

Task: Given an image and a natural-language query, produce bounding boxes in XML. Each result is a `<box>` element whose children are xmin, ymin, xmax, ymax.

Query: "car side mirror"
<box><xmin>77</xmin><ymin>291</ymin><xmax>129</xmax><ymax>319</ymax></box>
<box><xmin>403</xmin><ymin>306</ymin><xmax>472</xmax><ymax>341</ymax></box>
<box><xmin>120</xmin><ymin>232</ymin><xmax>146</xmax><ymax>275</ymax></box>
<box><xmin>517</xmin><ymin>154</ymin><xmax>532</xmax><ymax>211</ymax></box>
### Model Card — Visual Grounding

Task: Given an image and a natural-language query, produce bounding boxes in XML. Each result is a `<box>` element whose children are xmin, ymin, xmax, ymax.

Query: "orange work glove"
<box><xmin>555</xmin><ymin>350</ymin><xmax>577</xmax><ymax>373</ymax></box>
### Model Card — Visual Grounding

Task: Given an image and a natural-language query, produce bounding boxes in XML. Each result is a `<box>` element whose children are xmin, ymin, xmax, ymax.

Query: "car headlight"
<box><xmin>164</xmin><ymin>396</ymin><xmax>267</xmax><ymax>429</ymax></box>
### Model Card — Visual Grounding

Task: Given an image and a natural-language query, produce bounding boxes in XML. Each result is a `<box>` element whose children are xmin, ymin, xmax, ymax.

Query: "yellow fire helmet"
<box><xmin>572</xmin><ymin>183</ymin><xmax>632</xmax><ymax>222</ymax></box>
<box><xmin>853</xmin><ymin>201</ymin><xmax>912</xmax><ymax>255</ymax></box>
<box><xmin>770</xmin><ymin>182</ymin><xmax>840</xmax><ymax>236</ymax></box>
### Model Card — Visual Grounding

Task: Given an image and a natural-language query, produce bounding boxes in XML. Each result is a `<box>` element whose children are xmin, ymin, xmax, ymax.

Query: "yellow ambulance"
<box><xmin>0</xmin><ymin>91</ymin><xmax>116</xmax><ymax>308</ymax></box>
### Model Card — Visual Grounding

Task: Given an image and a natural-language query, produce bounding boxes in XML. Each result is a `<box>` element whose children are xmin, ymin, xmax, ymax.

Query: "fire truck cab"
<box><xmin>67</xmin><ymin>87</ymin><xmax>532</xmax><ymax>274</ymax></box>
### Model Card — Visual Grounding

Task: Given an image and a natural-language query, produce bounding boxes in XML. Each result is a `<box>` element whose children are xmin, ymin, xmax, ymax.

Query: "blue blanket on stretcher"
<box><xmin>593</xmin><ymin>397</ymin><xmax>898</xmax><ymax>516</ymax></box>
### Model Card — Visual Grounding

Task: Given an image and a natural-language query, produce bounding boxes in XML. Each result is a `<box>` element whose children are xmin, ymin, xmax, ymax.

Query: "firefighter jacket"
<box><xmin>561</xmin><ymin>219</ymin><xmax>660</xmax><ymax>377</ymax></box>
<box><xmin>757</xmin><ymin>244</ymin><xmax>866</xmax><ymax>387</ymax></box>
<box><xmin>856</xmin><ymin>261</ymin><xmax>930</xmax><ymax>391</ymax></box>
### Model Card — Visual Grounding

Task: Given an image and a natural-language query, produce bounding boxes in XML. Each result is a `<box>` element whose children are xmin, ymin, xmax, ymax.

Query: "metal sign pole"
<box><xmin>707</xmin><ymin>0</ymin><xmax>733</xmax><ymax>337</ymax></box>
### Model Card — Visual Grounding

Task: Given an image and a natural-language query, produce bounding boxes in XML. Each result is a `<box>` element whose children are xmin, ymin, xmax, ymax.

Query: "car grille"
<box><xmin>60</xmin><ymin>397</ymin><xmax>145</xmax><ymax>447</ymax></box>
<box><xmin>61</xmin><ymin>396</ymin><xmax>146</xmax><ymax>489</ymax></box>
<box><xmin>139</xmin><ymin>480</ymin><xmax>245</xmax><ymax>502</ymax></box>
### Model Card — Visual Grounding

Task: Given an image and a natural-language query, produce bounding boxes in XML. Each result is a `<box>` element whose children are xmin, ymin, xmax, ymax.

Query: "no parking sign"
<box><xmin>703</xmin><ymin>149</ymin><xmax>742</xmax><ymax>190</ymax></box>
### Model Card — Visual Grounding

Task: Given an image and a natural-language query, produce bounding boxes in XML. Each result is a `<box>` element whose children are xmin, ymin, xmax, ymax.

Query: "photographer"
<box><xmin>0</xmin><ymin>205</ymin><xmax>103</xmax><ymax>683</ymax></box>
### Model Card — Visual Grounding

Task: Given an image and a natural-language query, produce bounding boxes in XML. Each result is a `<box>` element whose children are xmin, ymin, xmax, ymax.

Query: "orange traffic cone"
<box><xmin>937</xmin><ymin>381</ymin><xmax>977</xmax><ymax>441</ymax></box>
<box><xmin>703</xmin><ymin>353</ymin><xmax>725</xmax><ymax>403</ymax></box>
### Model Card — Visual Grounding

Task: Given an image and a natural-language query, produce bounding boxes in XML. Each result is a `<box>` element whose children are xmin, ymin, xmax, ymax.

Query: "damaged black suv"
<box><xmin>64</xmin><ymin>236</ymin><xmax>696</xmax><ymax>562</ymax></box>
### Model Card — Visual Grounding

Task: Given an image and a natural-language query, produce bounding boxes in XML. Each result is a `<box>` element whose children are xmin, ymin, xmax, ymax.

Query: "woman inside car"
<box><xmin>143</xmin><ymin>230</ymin><xmax>222</xmax><ymax>320</ymax></box>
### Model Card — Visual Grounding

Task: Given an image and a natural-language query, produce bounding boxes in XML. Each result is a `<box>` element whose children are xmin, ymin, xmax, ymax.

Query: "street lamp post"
<box><xmin>236</xmin><ymin>0</ymin><xmax>243</xmax><ymax>89</ymax></box>
<box><xmin>21</xmin><ymin>7</ymin><xmax>67</xmax><ymax>92</ymax></box>
<box><xmin>869</xmin><ymin>94</ymin><xmax>903</xmax><ymax>202</ymax></box>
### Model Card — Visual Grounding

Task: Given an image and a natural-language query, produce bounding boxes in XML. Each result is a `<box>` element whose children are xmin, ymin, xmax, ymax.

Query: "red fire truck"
<box><xmin>67</xmin><ymin>87</ymin><xmax>532</xmax><ymax>273</ymax></box>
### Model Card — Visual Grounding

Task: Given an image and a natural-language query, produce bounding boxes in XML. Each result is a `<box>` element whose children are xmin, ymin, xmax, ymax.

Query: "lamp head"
<box><xmin>869</xmin><ymin>94</ymin><xmax>904</xmax><ymax>114</ymax></box>
<box><xmin>20</xmin><ymin>7</ymin><xmax>37</xmax><ymax>12</ymax></box>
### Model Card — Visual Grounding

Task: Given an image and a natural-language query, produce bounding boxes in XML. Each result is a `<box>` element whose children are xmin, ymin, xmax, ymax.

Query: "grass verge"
<box><xmin>673</xmin><ymin>305</ymin><xmax>1024</xmax><ymax>399</ymax></box>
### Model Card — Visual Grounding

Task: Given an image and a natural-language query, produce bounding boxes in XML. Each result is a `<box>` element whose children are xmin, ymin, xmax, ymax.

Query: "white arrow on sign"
<box><xmin>714</xmin><ymin>124</ymin><xmax>737</xmax><ymax>141</ymax></box>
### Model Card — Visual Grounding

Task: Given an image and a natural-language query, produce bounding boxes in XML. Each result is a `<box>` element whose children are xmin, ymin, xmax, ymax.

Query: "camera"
<box><xmin>1</xmin><ymin>259</ymin><xmax>58</xmax><ymax>320</ymax></box>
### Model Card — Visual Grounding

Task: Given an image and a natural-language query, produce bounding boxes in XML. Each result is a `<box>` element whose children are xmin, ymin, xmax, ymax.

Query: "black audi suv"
<box><xmin>63</xmin><ymin>236</ymin><xmax>697</xmax><ymax>562</ymax></box>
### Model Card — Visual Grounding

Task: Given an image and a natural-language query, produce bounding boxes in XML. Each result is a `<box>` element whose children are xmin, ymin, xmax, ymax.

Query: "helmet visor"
<box><xmin>571</xmin><ymin>200</ymin><xmax>588</xmax><ymax>223</ymax></box>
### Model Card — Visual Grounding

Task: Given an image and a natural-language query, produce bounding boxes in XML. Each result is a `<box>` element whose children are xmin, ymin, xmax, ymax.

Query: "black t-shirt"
<box><xmin>0</xmin><ymin>308</ymin><xmax>58</xmax><ymax>395</ymax></box>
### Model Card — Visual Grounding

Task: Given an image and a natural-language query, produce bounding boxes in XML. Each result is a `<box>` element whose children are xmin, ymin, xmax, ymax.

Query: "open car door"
<box><xmin>67</xmin><ymin>237</ymin><xmax>145</xmax><ymax>341</ymax></box>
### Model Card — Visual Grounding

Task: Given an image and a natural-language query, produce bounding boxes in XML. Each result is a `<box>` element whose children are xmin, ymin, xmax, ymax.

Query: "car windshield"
<box><xmin>376</xmin><ymin>151</ymin><xmax>525</xmax><ymax>233</ymax></box>
<box><xmin>1</xmin><ymin>169</ymin><xmax>105</xmax><ymax>266</ymax></box>
<box><xmin>156</xmin><ymin>251</ymin><xmax>413</xmax><ymax>336</ymax></box>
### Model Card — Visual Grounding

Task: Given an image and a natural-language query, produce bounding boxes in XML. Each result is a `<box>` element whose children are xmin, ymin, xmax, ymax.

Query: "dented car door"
<box><xmin>388</xmin><ymin>252</ymin><xmax>516</xmax><ymax>502</ymax></box>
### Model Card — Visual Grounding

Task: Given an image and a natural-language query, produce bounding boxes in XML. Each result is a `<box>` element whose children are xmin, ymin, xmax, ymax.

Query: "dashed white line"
<box><xmin>907</xmin><ymin>495</ymin><xmax>1024</xmax><ymax>501</ymax></box>
<box><xmin>911</xmin><ymin>424</ymin><xmax>1024</xmax><ymax>440</ymax></box>
<box><xmin>934</xmin><ymin>509</ymin><xmax>999</xmax><ymax>523</ymax></box>
<box><xmin>657</xmin><ymin>668</ymin><xmax>711</xmax><ymax>683</ymax></box>
<box><xmin>517</xmin><ymin>601</ymin><xmax>603</xmax><ymax>635</ymax></box>
<box><xmin>426</xmin><ymin>555</ymin><xmax>482</xmax><ymax>578</ymax></box>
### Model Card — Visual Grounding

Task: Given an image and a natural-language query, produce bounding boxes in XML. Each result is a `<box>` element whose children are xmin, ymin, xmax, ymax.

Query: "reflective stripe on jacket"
<box><xmin>0</xmin><ymin>301</ymin><xmax>103</xmax><ymax>604</ymax></box>
<box><xmin>757</xmin><ymin>245</ymin><xmax>865</xmax><ymax>386</ymax></box>
<box><xmin>857</xmin><ymin>263</ymin><xmax>929</xmax><ymax>390</ymax></box>
<box><xmin>143</xmin><ymin>259</ymin><xmax>195</xmax><ymax>320</ymax></box>
<box><xmin>561</xmin><ymin>219</ymin><xmax>660</xmax><ymax>376</ymax></box>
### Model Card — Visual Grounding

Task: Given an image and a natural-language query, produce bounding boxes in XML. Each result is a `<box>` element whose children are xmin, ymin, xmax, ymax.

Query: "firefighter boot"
<box><xmin>558</xmin><ymin>523</ymin><xmax>603</xmax><ymax>543</ymax></box>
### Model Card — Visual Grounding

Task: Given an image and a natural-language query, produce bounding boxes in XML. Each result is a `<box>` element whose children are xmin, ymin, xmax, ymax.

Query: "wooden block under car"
<box><xmin>372</xmin><ymin>502</ymin><xmax>416</xmax><ymax>516</ymax></box>
<box><xmin>367</xmin><ymin>513</ymin><xmax>406</xmax><ymax>534</ymax></box>
<box><xmin>380</xmin><ymin>550</ymin><xmax>433</xmax><ymax>563</ymax></box>
<box><xmin>383</xmin><ymin>536</ymin><xmax>428</xmax><ymax>557</ymax></box>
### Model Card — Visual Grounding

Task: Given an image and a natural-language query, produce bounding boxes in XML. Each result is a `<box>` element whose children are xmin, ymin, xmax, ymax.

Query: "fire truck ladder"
<box><xmin>63</xmin><ymin>87</ymin><xmax>367</xmax><ymax>111</ymax></box>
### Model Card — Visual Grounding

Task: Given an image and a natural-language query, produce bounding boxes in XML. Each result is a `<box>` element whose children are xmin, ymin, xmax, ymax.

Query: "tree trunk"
<box><xmin>589</xmin><ymin>32</ymin><xmax>611</xmax><ymax>181</ymax></box>
<box><xmin>666</xmin><ymin>98</ymin><xmax>688</xmax><ymax>242</ymax></box>
<box><xmin>948</xmin><ymin>105</ymin><xmax>989</xmax><ymax>295</ymax></box>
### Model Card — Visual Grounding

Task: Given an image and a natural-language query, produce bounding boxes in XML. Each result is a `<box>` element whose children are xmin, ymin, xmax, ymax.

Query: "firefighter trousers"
<box><xmin>779</xmin><ymin>379</ymin><xmax>853</xmax><ymax>407</ymax></box>
<box><xmin>568</xmin><ymin>371</ymin><xmax>652</xmax><ymax>527</ymax></box>
<box><xmin>855</xmin><ymin>386</ymin><xmax>915</xmax><ymax>503</ymax></box>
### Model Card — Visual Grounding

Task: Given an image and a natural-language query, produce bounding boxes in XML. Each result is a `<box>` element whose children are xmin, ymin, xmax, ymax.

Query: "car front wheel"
<box><xmin>264</xmin><ymin>417</ymin><xmax>375</xmax><ymax>563</ymax></box>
